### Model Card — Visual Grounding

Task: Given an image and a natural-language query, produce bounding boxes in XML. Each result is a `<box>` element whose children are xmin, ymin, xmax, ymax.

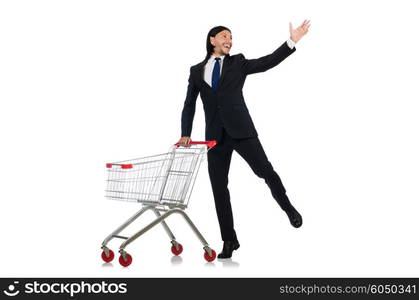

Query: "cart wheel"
<box><xmin>119</xmin><ymin>253</ymin><xmax>133</xmax><ymax>267</ymax></box>
<box><xmin>171</xmin><ymin>243</ymin><xmax>183</xmax><ymax>256</ymax></box>
<box><xmin>204</xmin><ymin>248</ymin><xmax>216</xmax><ymax>262</ymax></box>
<box><xmin>101</xmin><ymin>249</ymin><xmax>115</xmax><ymax>263</ymax></box>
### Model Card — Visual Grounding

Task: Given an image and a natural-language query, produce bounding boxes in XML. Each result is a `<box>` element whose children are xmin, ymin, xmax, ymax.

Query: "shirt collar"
<box><xmin>210</xmin><ymin>54</ymin><xmax>225</xmax><ymax>61</ymax></box>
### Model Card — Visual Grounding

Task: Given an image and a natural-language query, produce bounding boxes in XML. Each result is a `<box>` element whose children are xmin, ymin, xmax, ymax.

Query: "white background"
<box><xmin>1</xmin><ymin>0</ymin><xmax>418</xmax><ymax>277</ymax></box>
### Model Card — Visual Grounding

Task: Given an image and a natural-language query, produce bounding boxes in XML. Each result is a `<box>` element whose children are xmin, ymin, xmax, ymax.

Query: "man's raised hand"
<box><xmin>289</xmin><ymin>19</ymin><xmax>311</xmax><ymax>44</ymax></box>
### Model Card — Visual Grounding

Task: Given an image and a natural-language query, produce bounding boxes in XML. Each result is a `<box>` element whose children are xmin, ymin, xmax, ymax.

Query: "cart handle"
<box><xmin>174</xmin><ymin>140</ymin><xmax>217</xmax><ymax>149</ymax></box>
<box><xmin>106</xmin><ymin>140</ymin><xmax>218</xmax><ymax>169</ymax></box>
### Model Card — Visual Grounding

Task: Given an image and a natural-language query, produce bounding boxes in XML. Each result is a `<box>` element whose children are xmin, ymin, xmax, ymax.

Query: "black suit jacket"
<box><xmin>181</xmin><ymin>41</ymin><xmax>296</xmax><ymax>141</ymax></box>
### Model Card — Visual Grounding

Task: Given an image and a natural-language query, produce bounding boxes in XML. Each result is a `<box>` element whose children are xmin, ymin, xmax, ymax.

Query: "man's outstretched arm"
<box><xmin>180</xmin><ymin>66</ymin><xmax>199</xmax><ymax>139</ymax></box>
<box><xmin>239</xmin><ymin>41</ymin><xmax>296</xmax><ymax>75</ymax></box>
<box><xmin>240</xmin><ymin>20</ymin><xmax>310</xmax><ymax>75</ymax></box>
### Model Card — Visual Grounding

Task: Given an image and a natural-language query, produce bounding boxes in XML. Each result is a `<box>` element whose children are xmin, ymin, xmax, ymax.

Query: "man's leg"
<box><xmin>232</xmin><ymin>136</ymin><xmax>302</xmax><ymax>227</ymax></box>
<box><xmin>207</xmin><ymin>129</ymin><xmax>237</xmax><ymax>241</ymax></box>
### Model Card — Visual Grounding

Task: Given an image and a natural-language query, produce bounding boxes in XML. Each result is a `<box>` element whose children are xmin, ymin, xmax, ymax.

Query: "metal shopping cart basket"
<box><xmin>101</xmin><ymin>140</ymin><xmax>217</xmax><ymax>267</ymax></box>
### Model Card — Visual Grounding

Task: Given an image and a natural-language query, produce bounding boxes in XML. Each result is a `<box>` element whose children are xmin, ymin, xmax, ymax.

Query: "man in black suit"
<box><xmin>178</xmin><ymin>21</ymin><xmax>310</xmax><ymax>259</ymax></box>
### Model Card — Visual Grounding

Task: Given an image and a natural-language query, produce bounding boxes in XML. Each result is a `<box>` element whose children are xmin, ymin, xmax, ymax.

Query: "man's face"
<box><xmin>210</xmin><ymin>30</ymin><xmax>233</xmax><ymax>56</ymax></box>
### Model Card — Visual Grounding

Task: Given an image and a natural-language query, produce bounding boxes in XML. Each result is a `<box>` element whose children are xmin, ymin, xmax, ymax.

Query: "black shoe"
<box><xmin>286</xmin><ymin>205</ymin><xmax>303</xmax><ymax>228</ymax></box>
<box><xmin>217</xmin><ymin>240</ymin><xmax>240</xmax><ymax>259</ymax></box>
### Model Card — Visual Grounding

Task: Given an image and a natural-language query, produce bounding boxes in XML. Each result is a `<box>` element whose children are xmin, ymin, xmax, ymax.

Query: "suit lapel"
<box><xmin>199</xmin><ymin>61</ymin><xmax>212</xmax><ymax>89</ymax></box>
<box><xmin>218</xmin><ymin>54</ymin><xmax>230</xmax><ymax>87</ymax></box>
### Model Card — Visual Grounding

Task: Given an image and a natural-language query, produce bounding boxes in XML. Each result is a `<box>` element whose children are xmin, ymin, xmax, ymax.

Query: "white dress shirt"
<box><xmin>204</xmin><ymin>38</ymin><xmax>296</xmax><ymax>87</ymax></box>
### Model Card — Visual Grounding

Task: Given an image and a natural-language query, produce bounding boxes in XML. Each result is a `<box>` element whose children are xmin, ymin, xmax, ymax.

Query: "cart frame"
<box><xmin>101</xmin><ymin>141</ymin><xmax>217</xmax><ymax>266</ymax></box>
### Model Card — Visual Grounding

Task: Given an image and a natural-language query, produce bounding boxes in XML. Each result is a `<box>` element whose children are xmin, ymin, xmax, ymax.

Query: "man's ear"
<box><xmin>210</xmin><ymin>36</ymin><xmax>215</xmax><ymax>46</ymax></box>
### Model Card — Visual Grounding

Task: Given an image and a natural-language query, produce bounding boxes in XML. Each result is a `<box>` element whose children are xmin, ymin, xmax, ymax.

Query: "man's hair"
<box><xmin>205</xmin><ymin>25</ymin><xmax>231</xmax><ymax>61</ymax></box>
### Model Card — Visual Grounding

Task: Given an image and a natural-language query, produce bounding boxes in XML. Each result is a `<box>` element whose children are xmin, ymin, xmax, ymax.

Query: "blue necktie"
<box><xmin>212</xmin><ymin>57</ymin><xmax>221</xmax><ymax>91</ymax></box>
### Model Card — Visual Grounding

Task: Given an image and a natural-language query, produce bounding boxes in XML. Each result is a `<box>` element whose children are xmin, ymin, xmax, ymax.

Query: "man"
<box><xmin>178</xmin><ymin>21</ymin><xmax>310</xmax><ymax>259</ymax></box>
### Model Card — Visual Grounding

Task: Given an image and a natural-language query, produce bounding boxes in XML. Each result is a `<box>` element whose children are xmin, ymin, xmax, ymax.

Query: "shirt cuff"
<box><xmin>286</xmin><ymin>38</ymin><xmax>296</xmax><ymax>49</ymax></box>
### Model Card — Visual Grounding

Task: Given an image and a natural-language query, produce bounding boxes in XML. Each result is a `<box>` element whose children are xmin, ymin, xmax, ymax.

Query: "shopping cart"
<box><xmin>101</xmin><ymin>140</ymin><xmax>218</xmax><ymax>267</ymax></box>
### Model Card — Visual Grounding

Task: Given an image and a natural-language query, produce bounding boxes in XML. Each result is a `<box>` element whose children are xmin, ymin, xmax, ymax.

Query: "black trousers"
<box><xmin>207</xmin><ymin>127</ymin><xmax>293</xmax><ymax>242</ymax></box>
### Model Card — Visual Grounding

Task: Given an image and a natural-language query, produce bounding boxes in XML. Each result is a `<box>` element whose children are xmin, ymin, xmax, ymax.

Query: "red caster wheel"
<box><xmin>171</xmin><ymin>243</ymin><xmax>183</xmax><ymax>256</ymax></box>
<box><xmin>204</xmin><ymin>248</ymin><xmax>216</xmax><ymax>262</ymax></box>
<box><xmin>119</xmin><ymin>253</ymin><xmax>133</xmax><ymax>267</ymax></box>
<box><xmin>101</xmin><ymin>249</ymin><xmax>114</xmax><ymax>263</ymax></box>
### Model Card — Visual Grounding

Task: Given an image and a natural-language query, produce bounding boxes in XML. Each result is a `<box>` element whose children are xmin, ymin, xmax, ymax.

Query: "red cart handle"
<box><xmin>175</xmin><ymin>140</ymin><xmax>217</xmax><ymax>149</ymax></box>
<box><xmin>107</xmin><ymin>140</ymin><xmax>218</xmax><ymax>169</ymax></box>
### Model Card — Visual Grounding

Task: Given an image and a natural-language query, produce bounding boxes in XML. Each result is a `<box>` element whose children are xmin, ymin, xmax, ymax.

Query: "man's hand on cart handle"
<box><xmin>177</xmin><ymin>136</ymin><xmax>192</xmax><ymax>147</ymax></box>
